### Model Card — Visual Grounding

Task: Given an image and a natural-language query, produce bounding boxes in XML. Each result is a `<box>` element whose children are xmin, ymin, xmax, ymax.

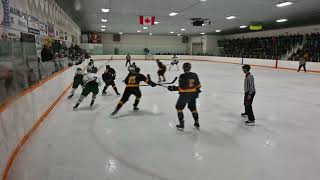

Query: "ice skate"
<box><xmin>194</xmin><ymin>121</ymin><xmax>200</xmax><ymax>129</ymax></box>
<box><xmin>68</xmin><ymin>94</ymin><xmax>74</xmax><ymax>99</ymax></box>
<box><xmin>111</xmin><ymin>110</ymin><xmax>118</xmax><ymax>116</ymax></box>
<box><xmin>90</xmin><ymin>101</ymin><xmax>94</xmax><ymax>108</ymax></box>
<box><xmin>176</xmin><ymin>124</ymin><xmax>184</xmax><ymax>130</ymax></box>
<box><xmin>245</xmin><ymin>120</ymin><xmax>255</xmax><ymax>126</ymax></box>
<box><xmin>133</xmin><ymin>106</ymin><xmax>139</xmax><ymax>111</ymax></box>
<box><xmin>73</xmin><ymin>104</ymin><xmax>79</xmax><ymax>111</ymax></box>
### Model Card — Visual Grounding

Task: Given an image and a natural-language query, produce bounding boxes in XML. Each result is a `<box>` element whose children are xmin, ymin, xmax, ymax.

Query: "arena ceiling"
<box><xmin>56</xmin><ymin>0</ymin><xmax>320</xmax><ymax>35</ymax></box>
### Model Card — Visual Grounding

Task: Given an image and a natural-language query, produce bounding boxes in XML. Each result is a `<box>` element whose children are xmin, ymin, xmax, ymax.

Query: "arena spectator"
<box><xmin>41</xmin><ymin>45</ymin><xmax>54</xmax><ymax>62</ymax></box>
<box><xmin>219</xmin><ymin>34</ymin><xmax>303</xmax><ymax>60</ymax></box>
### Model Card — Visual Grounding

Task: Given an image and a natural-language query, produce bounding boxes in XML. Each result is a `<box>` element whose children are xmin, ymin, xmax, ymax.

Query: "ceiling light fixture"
<box><xmin>169</xmin><ymin>12</ymin><xmax>179</xmax><ymax>16</ymax></box>
<box><xmin>200</xmin><ymin>32</ymin><xmax>205</xmax><ymax>35</ymax></box>
<box><xmin>240</xmin><ymin>25</ymin><xmax>247</xmax><ymax>29</ymax></box>
<box><xmin>170</xmin><ymin>31</ymin><xmax>174</xmax><ymax>34</ymax></box>
<box><xmin>177</xmin><ymin>34</ymin><xmax>181</xmax><ymax>36</ymax></box>
<box><xmin>137</xmin><ymin>30</ymin><xmax>141</xmax><ymax>32</ymax></box>
<box><xmin>226</xmin><ymin>16</ymin><xmax>236</xmax><ymax>20</ymax></box>
<box><xmin>149</xmin><ymin>33</ymin><xmax>153</xmax><ymax>35</ymax></box>
<box><xmin>215</xmin><ymin>30</ymin><xmax>222</xmax><ymax>32</ymax></box>
<box><xmin>276</xmin><ymin>1</ymin><xmax>293</xmax><ymax>7</ymax></box>
<box><xmin>119</xmin><ymin>32</ymin><xmax>123</xmax><ymax>34</ymax></box>
<box><xmin>101</xmin><ymin>29</ymin><xmax>105</xmax><ymax>31</ymax></box>
<box><xmin>143</xmin><ymin>26</ymin><xmax>148</xmax><ymax>30</ymax></box>
<box><xmin>276</xmin><ymin>18</ymin><xmax>288</xmax><ymax>22</ymax></box>
<box><xmin>102</xmin><ymin>8</ymin><xmax>110</xmax><ymax>13</ymax></box>
<box><xmin>101</xmin><ymin>19</ymin><xmax>108</xmax><ymax>22</ymax></box>
<box><xmin>101</xmin><ymin>25</ymin><xmax>106</xmax><ymax>28</ymax></box>
<box><xmin>181</xmin><ymin>28</ymin><xmax>186</xmax><ymax>31</ymax></box>
<box><xmin>200</xmin><ymin>0</ymin><xmax>207</xmax><ymax>2</ymax></box>
<box><xmin>154</xmin><ymin>21</ymin><xmax>159</xmax><ymax>24</ymax></box>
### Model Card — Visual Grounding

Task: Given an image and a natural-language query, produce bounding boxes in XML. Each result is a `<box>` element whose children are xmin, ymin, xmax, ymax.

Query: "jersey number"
<box><xmin>189</xmin><ymin>79</ymin><xmax>195</xmax><ymax>88</ymax></box>
<box><xmin>128</xmin><ymin>76</ymin><xmax>136</xmax><ymax>84</ymax></box>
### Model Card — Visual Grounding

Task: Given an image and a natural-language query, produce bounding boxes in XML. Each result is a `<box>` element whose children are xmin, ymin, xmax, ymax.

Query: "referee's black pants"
<box><xmin>244</xmin><ymin>92</ymin><xmax>256</xmax><ymax>121</ymax></box>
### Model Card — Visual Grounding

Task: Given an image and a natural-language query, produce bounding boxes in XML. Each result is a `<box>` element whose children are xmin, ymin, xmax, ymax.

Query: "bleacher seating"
<box><xmin>218</xmin><ymin>34</ymin><xmax>303</xmax><ymax>60</ymax></box>
<box><xmin>289</xmin><ymin>33</ymin><xmax>320</xmax><ymax>62</ymax></box>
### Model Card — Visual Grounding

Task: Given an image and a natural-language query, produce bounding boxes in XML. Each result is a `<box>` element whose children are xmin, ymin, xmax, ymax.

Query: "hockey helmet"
<box><xmin>92</xmin><ymin>67</ymin><xmax>98</xmax><ymax>73</ymax></box>
<box><xmin>182</xmin><ymin>62</ymin><xmax>191</xmax><ymax>72</ymax></box>
<box><xmin>135</xmin><ymin>67</ymin><xmax>140</xmax><ymax>73</ymax></box>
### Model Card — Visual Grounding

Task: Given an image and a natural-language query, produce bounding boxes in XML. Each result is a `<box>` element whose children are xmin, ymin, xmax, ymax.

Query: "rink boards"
<box><xmin>1</xmin><ymin>56</ymin><xmax>320</xmax><ymax>179</ymax></box>
<box><xmin>92</xmin><ymin>55</ymin><xmax>320</xmax><ymax>72</ymax></box>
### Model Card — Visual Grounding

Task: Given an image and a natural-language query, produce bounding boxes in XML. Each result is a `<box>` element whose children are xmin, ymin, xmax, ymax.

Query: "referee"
<box><xmin>125</xmin><ymin>53</ymin><xmax>131</xmax><ymax>67</ymax></box>
<box><xmin>241</xmin><ymin>65</ymin><xmax>256</xmax><ymax>126</ymax></box>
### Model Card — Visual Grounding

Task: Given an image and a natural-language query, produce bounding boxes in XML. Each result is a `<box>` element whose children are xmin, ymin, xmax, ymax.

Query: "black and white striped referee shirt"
<box><xmin>244</xmin><ymin>73</ymin><xmax>256</xmax><ymax>95</ymax></box>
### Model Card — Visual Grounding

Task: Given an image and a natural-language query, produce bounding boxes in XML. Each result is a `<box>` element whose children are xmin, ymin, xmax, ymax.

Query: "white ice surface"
<box><xmin>7</xmin><ymin>60</ymin><xmax>320</xmax><ymax>180</ymax></box>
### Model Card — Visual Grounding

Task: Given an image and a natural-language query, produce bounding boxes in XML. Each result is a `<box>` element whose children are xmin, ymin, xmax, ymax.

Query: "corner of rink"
<box><xmin>0</xmin><ymin>60</ymin><xmax>108</xmax><ymax>179</ymax></box>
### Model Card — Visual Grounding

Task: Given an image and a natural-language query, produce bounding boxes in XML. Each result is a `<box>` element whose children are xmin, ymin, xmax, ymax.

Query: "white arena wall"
<box><xmin>0</xmin><ymin>60</ymin><xmax>112</xmax><ymax>179</ymax></box>
<box><xmin>0</xmin><ymin>59</ymin><xmax>102</xmax><ymax>178</ymax></box>
<box><xmin>0</xmin><ymin>66</ymin><xmax>77</xmax><ymax>179</ymax></box>
<box><xmin>1</xmin><ymin>56</ymin><xmax>320</xmax><ymax>178</ymax></box>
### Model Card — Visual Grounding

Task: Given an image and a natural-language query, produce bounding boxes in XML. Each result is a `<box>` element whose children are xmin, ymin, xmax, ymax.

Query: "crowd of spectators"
<box><xmin>1</xmin><ymin>40</ymin><xmax>89</xmax><ymax>106</ymax></box>
<box><xmin>41</xmin><ymin>41</ymin><xmax>87</xmax><ymax>62</ymax></box>
<box><xmin>289</xmin><ymin>33</ymin><xmax>320</xmax><ymax>62</ymax></box>
<box><xmin>218</xmin><ymin>34</ymin><xmax>303</xmax><ymax>59</ymax></box>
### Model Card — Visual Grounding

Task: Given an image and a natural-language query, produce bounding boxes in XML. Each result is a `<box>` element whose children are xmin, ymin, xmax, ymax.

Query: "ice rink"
<box><xmin>8</xmin><ymin>60</ymin><xmax>320</xmax><ymax>180</ymax></box>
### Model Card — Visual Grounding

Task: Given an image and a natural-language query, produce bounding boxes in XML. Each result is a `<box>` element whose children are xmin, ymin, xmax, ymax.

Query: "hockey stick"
<box><xmin>158</xmin><ymin>77</ymin><xmax>178</xmax><ymax>85</ymax></box>
<box><xmin>139</xmin><ymin>74</ymin><xmax>177</xmax><ymax>88</ymax></box>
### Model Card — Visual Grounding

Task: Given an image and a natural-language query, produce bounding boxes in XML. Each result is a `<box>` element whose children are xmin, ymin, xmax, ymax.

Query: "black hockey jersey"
<box><xmin>157</xmin><ymin>62</ymin><xmax>167</xmax><ymax>71</ymax></box>
<box><xmin>124</xmin><ymin>72</ymin><xmax>148</xmax><ymax>87</ymax></box>
<box><xmin>178</xmin><ymin>72</ymin><xmax>201</xmax><ymax>93</ymax></box>
<box><xmin>102</xmin><ymin>68</ymin><xmax>116</xmax><ymax>82</ymax></box>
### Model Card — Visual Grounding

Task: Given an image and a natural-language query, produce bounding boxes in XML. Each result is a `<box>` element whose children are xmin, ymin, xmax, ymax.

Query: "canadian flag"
<box><xmin>139</xmin><ymin>16</ymin><xmax>155</xmax><ymax>25</ymax></box>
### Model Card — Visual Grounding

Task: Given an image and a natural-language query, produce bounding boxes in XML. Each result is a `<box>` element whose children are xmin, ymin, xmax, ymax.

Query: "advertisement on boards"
<box><xmin>28</xmin><ymin>16</ymin><xmax>40</xmax><ymax>35</ymax></box>
<box><xmin>9</xmin><ymin>6</ymin><xmax>28</xmax><ymax>32</ymax></box>
<box><xmin>20</xmin><ymin>32</ymin><xmax>36</xmax><ymax>43</ymax></box>
<box><xmin>39</xmin><ymin>22</ymin><xmax>48</xmax><ymax>36</ymax></box>
<box><xmin>47</xmin><ymin>22</ymin><xmax>55</xmax><ymax>37</ymax></box>
<box><xmin>0</xmin><ymin>0</ymin><xmax>10</xmax><ymax>27</ymax></box>
<box><xmin>7</xmin><ymin>28</ymin><xmax>20</xmax><ymax>41</ymax></box>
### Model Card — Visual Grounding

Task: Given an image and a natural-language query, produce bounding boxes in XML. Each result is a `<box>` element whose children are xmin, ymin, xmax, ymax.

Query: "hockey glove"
<box><xmin>149</xmin><ymin>81</ymin><xmax>157</xmax><ymax>87</ymax></box>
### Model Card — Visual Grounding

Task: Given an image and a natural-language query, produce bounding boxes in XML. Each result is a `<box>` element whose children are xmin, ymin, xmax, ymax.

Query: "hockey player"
<box><xmin>169</xmin><ymin>54</ymin><xmax>179</xmax><ymax>71</ymax></box>
<box><xmin>128</xmin><ymin>62</ymin><xmax>138</xmax><ymax>72</ymax></box>
<box><xmin>68</xmin><ymin>68</ymin><xmax>85</xmax><ymax>99</ymax></box>
<box><xmin>87</xmin><ymin>59</ymin><xmax>95</xmax><ymax>73</ymax></box>
<box><xmin>125</xmin><ymin>53</ymin><xmax>132</xmax><ymax>67</ymax></box>
<box><xmin>111</xmin><ymin>67</ymin><xmax>157</xmax><ymax>116</ymax></box>
<box><xmin>167</xmin><ymin>62</ymin><xmax>201</xmax><ymax>130</ymax></box>
<box><xmin>73</xmin><ymin>67</ymin><xmax>102</xmax><ymax>110</ymax></box>
<box><xmin>241</xmin><ymin>65</ymin><xmax>256</xmax><ymax>126</ymax></box>
<box><xmin>156</xmin><ymin>59</ymin><xmax>166</xmax><ymax>82</ymax></box>
<box><xmin>102</xmin><ymin>65</ymin><xmax>120</xmax><ymax>96</ymax></box>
